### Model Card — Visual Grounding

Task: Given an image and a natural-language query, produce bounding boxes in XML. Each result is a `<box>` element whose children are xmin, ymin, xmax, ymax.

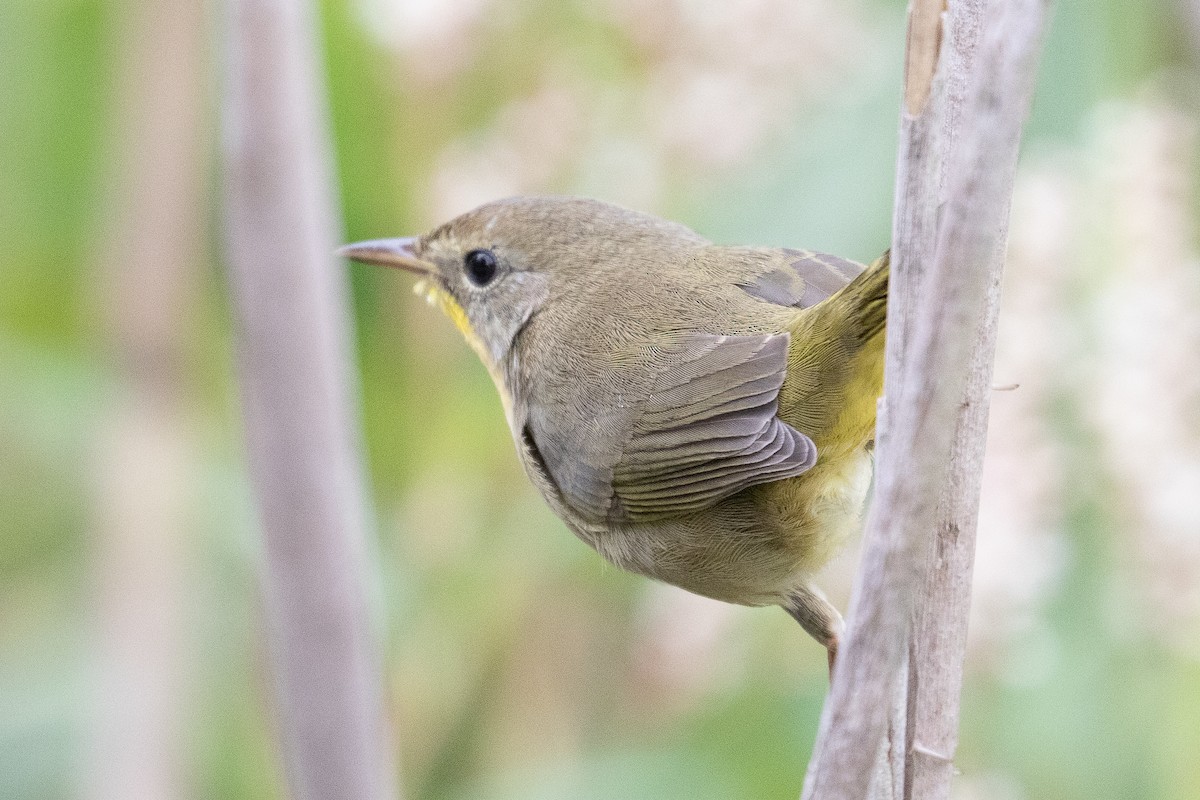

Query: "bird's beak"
<box><xmin>337</xmin><ymin>237</ymin><xmax>432</xmax><ymax>276</ymax></box>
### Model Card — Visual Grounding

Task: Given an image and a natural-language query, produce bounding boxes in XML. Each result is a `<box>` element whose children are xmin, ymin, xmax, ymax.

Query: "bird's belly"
<box><xmin>567</xmin><ymin>448</ymin><xmax>874</xmax><ymax>607</ymax></box>
<box><xmin>758</xmin><ymin>447</ymin><xmax>874</xmax><ymax>574</ymax></box>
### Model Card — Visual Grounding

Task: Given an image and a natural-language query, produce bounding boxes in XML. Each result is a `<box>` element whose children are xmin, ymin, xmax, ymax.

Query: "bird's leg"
<box><xmin>782</xmin><ymin>583</ymin><xmax>844</xmax><ymax>676</ymax></box>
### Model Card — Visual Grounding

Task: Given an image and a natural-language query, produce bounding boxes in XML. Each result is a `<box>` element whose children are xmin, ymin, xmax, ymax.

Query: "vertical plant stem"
<box><xmin>902</xmin><ymin>0</ymin><xmax>1049</xmax><ymax>793</ymax></box>
<box><xmin>1185</xmin><ymin>0</ymin><xmax>1200</xmax><ymax>57</ymax></box>
<box><xmin>221</xmin><ymin>0</ymin><xmax>398</xmax><ymax>797</ymax></box>
<box><xmin>87</xmin><ymin>0</ymin><xmax>206</xmax><ymax>796</ymax></box>
<box><xmin>800</xmin><ymin>2</ymin><xmax>1051</xmax><ymax>798</ymax></box>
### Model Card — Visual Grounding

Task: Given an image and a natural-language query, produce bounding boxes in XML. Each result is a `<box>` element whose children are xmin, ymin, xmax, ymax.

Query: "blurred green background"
<box><xmin>3</xmin><ymin>0</ymin><xmax>1200</xmax><ymax>798</ymax></box>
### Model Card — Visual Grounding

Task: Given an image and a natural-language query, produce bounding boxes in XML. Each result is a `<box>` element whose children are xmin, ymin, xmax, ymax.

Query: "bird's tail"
<box><xmin>842</xmin><ymin>249</ymin><xmax>889</xmax><ymax>344</ymax></box>
<box><xmin>780</xmin><ymin>250</ymin><xmax>889</xmax><ymax>452</ymax></box>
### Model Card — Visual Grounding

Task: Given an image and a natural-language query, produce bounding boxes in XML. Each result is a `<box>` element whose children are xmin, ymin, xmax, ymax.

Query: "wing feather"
<box><xmin>737</xmin><ymin>249</ymin><xmax>865</xmax><ymax>308</ymax></box>
<box><xmin>526</xmin><ymin>332</ymin><xmax>817</xmax><ymax>522</ymax></box>
<box><xmin>611</xmin><ymin>333</ymin><xmax>816</xmax><ymax>520</ymax></box>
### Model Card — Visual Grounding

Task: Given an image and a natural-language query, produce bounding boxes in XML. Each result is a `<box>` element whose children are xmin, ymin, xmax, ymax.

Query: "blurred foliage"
<box><xmin>2</xmin><ymin>0</ymin><xmax>1200</xmax><ymax>799</ymax></box>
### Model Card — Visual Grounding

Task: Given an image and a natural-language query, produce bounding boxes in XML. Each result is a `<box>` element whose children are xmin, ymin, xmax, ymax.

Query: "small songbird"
<box><xmin>341</xmin><ymin>196</ymin><xmax>887</xmax><ymax>668</ymax></box>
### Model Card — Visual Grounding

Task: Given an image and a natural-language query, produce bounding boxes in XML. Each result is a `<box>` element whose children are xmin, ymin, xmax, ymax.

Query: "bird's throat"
<box><xmin>413</xmin><ymin>279</ymin><xmax>515</xmax><ymax>420</ymax></box>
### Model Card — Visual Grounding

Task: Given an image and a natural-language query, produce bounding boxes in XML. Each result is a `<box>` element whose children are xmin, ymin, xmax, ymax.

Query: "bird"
<box><xmin>340</xmin><ymin>196</ymin><xmax>887</xmax><ymax>669</ymax></box>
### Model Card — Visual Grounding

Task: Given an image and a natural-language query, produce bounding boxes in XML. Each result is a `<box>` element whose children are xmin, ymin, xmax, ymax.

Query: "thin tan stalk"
<box><xmin>87</xmin><ymin>0</ymin><xmax>207</xmax><ymax>796</ymax></box>
<box><xmin>801</xmin><ymin>2</ymin><xmax>1051</xmax><ymax>798</ymax></box>
<box><xmin>221</xmin><ymin>0</ymin><xmax>398</xmax><ymax>797</ymax></box>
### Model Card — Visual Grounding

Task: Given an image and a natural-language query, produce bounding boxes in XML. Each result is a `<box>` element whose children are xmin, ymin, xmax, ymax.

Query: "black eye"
<box><xmin>464</xmin><ymin>249</ymin><xmax>498</xmax><ymax>286</ymax></box>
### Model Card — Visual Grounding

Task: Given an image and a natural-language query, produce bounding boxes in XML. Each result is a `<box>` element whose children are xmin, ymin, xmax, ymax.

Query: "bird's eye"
<box><xmin>464</xmin><ymin>249</ymin><xmax>498</xmax><ymax>286</ymax></box>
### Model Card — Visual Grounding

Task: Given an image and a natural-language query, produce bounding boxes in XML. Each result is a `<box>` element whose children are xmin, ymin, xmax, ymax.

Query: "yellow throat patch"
<box><xmin>414</xmin><ymin>279</ymin><xmax>514</xmax><ymax>419</ymax></box>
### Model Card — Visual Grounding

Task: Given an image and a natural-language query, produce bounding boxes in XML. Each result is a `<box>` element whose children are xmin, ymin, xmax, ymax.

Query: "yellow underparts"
<box><xmin>766</xmin><ymin>330</ymin><xmax>885</xmax><ymax>578</ymax></box>
<box><xmin>829</xmin><ymin>333</ymin><xmax>886</xmax><ymax>455</ymax></box>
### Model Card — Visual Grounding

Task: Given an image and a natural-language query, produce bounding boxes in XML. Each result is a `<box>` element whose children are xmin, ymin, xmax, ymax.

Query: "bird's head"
<box><xmin>339</xmin><ymin>196</ymin><xmax>707</xmax><ymax>370</ymax></box>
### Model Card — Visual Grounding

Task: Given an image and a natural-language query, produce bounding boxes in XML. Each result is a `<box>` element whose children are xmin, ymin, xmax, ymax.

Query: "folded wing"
<box><xmin>528</xmin><ymin>332</ymin><xmax>817</xmax><ymax>523</ymax></box>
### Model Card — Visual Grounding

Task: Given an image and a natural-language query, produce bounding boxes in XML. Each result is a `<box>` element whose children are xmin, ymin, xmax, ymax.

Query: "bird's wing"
<box><xmin>527</xmin><ymin>333</ymin><xmax>817</xmax><ymax>523</ymax></box>
<box><xmin>736</xmin><ymin>249</ymin><xmax>865</xmax><ymax>308</ymax></box>
<box><xmin>611</xmin><ymin>332</ymin><xmax>817</xmax><ymax>520</ymax></box>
